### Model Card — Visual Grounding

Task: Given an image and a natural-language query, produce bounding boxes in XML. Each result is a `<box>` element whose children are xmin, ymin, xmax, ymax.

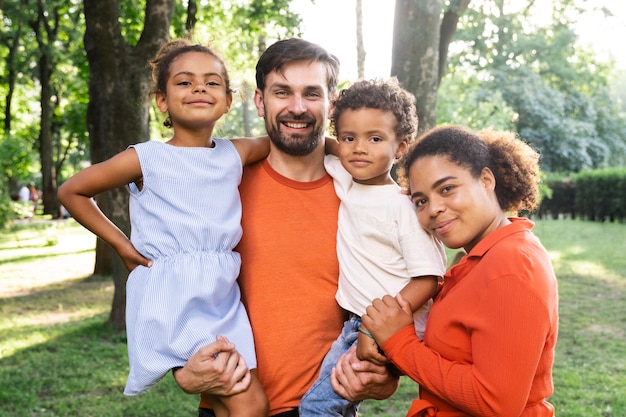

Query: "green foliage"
<box><xmin>445</xmin><ymin>0</ymin><xmax>626</xmax><ymax>173</ymax></box>
<box><xmin>437</xmin><ymin>70</ymin><xmax>516</xmax><ymax>130</ymax></box>
<box><xmin>538</xmin><ymin>168</ymin><xmax>626</xmax><ymax>222</ymax></box>
<box><xmin>574</xmin><ymin>168</ymin><xmax>626</xmax><ymax>222</ymax></box>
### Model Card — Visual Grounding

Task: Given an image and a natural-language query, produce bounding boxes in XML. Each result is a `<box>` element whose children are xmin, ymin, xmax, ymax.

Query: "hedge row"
<box><xmin>536</xmin><ymin>168</ymin><xmax>626</xmax><ymax>222</ymax></box>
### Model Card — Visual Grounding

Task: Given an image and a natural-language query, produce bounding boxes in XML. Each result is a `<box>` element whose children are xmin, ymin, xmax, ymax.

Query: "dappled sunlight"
<box><xmin>0</xmin><ymin>252</ymin><xmax>96</xmax><ymax>298</ymax></box>
<box><xmin>548</xmin><ymin>250</ymin><xmax>626</xmax><ymax>287</ymax></box>
<box><xmin>0</xmin><ymin>307</ymin><xmax>109</xmax><ymax>359</ymax></box>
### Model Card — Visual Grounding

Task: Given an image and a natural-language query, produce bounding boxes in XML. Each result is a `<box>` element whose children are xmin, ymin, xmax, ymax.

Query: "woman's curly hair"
<box><xmin>403</xmin><ymin>125</ymin><xmax>541</xmax><ymax>213</ymax></box>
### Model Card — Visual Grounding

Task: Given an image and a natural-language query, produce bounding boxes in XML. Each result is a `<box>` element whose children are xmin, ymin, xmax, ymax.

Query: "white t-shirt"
<box><xmin>325</xmin><ymin>155</ymin><xmax>447</xmax><ymax>322</ymax></box>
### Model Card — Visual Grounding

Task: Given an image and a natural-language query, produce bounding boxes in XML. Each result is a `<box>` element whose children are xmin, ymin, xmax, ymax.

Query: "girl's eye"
<box><xmin>371</xmin><ymin>136</ymin><xmax>382</xmax><ymax>142</ymax></box>
<box><xmin>340</xmin><ymin>136</ymin><xmax>355</xmax><ymax>143</ymax></box>
<box><xmin>441</xmin><ymin>185</ymin><xmax>454</xmax><ymax>194</ymax></box>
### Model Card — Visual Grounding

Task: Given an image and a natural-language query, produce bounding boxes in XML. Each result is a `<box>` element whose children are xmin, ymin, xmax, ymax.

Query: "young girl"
<box><xmin>363</xmin><ymin>125</ymin><xmax>558</xmax><ymax>416</ymax></box>
<box><xmin>58</xmin><ymin>39</ymin><xmax>269</xmax><ymax>417</ymax></box>
<box><xmin>299</xmin><ymin>78</ymin><xmax>447</xmax><ymax>417</ymax></box>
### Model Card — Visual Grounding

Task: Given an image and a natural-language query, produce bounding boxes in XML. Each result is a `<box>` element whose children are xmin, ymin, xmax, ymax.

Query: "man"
<box><xmin>174</xmin><ymin>38</ymin><xmax>398</xmax><ymax>417</ymax></box>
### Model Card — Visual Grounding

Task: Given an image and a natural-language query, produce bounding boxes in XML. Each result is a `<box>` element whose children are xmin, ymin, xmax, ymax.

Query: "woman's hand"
<box><xmin>173</xmin><ymin>336</ymin><xmax>251</xmax><ymax>396</ymax></box>
<box><xmin>362</xmin><ymin>294</ymin><xmax>414</xmax><ymax>346</ymax></box>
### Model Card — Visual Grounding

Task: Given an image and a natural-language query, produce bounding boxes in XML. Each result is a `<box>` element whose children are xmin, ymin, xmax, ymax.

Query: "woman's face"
<box><xmin>408</xmin><ymin>155</ymin><xmax>502</xmax><ymax>252</ymax></box>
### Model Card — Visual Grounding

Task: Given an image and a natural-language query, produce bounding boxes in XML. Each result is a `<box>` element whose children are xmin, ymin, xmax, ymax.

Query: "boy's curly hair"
<box><xmin>330</xmin><ymin>78</ymin><xmax>418</xmax><ymax>142</ymax></box>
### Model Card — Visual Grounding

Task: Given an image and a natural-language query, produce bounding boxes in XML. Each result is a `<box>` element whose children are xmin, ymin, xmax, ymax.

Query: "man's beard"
<box><xmin>265</xmin><ymin>116</ymin><xmax>325</xmax><ymax>157</ymax></box>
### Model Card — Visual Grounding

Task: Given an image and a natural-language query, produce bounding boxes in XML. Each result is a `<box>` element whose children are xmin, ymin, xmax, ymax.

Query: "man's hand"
<box><xmin>173</xmin><ymin>336</ymin><xmax>251</xmax><ymax>396</ymax></box>
<box><xmin>330</xmin><ymin>346</ymin><xmax>399</xmax><ymax>401</ymax></box>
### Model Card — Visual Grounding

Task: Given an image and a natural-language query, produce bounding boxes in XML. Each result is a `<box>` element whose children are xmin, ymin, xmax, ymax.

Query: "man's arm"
<box><xmin>330</xmin><ymin>346</ymin><xmax>400</xmax><ymax>401</ymax></box>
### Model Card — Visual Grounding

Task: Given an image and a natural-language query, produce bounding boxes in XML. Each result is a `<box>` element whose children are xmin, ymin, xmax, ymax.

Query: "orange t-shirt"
<box><xmin>382</xmin><ymin>218</ymin><xmax>559</xmax><ymax>417</ymax></box>
<box><xmin>199</xmin><ymin>159</ymin><xmax>345</xmax><ymax>415</ymax></box>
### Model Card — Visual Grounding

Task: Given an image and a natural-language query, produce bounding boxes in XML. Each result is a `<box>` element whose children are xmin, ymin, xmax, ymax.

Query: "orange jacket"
<box><xmin>382</xmin><ymin>218</ymin><xmax>558</xmax><ymax>417</ymax></box>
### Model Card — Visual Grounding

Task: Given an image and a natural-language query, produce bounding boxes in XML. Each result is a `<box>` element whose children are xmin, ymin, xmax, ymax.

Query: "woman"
<box><xmin>362</xmin><ymin>125</ymin><xmax>559</xmax><ymax>416</ymax></box>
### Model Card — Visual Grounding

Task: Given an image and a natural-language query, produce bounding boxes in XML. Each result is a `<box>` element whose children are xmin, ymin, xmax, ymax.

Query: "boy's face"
<box><xmin>336</xmin><ymin>107</ymin><xmax>408</xmax><ymax>185</ymax></box>
<box><xmin>254</xmin><ymin>60</ymin><xmax>331</xmax><ymax>156</ymax></box>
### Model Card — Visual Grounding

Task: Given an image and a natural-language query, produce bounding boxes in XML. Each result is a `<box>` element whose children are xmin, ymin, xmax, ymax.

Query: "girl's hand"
<box><xmin>116</xmin><ymin>239</ymin><xmax>152</xmax><ymax>272</ymax></box>
<box><xmin>362</xmin><ymin>294</ymin><xmax>414</xmax><ymax>346</ymax></box>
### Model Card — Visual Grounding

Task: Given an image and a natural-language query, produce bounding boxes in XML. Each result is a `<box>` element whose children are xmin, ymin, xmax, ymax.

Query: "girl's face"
<box><xmin>156</xmin><ymin>51</ymin><xmax>232</xmax><ymax>128</ymax></box>
<box><xmin>408</xmin><ymin>155</ymin><xmax>502</xmax><ymax>252</ymax></box>
<box><xmin>335</xmin><ymin>108</ymin><xmax>407</xmax><ymax>185</ymax></box>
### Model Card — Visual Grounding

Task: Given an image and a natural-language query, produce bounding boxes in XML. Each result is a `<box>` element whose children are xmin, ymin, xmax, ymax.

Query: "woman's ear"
<box><xmin>480</xmin><ymin>167</ymin><xmax>496</xmax><ymax>191</ymax></box>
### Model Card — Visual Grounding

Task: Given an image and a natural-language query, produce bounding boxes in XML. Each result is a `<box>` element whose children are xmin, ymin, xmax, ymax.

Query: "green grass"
<box><xmin>1</xmin><ymin>219</ymin><xmax>625</xmax><ymax>416</ymax></box>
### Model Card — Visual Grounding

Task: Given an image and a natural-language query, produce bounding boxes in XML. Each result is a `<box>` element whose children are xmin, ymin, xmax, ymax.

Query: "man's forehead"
<box><xmin>268</xmin><ymin>60</ymin><xmax>329</xmax><ymax>89</ymax></box>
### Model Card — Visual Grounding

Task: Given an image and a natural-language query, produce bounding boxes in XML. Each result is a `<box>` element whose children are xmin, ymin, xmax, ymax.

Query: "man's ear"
<box><xmin>253</xmin><ymin>89</ymin><xmax>265</xmax><ymax>117</ymax></box>
<box><xmin>327</xmin><ymin>92</ymin><xmax>338</xmax><ymax>119</ymax></box>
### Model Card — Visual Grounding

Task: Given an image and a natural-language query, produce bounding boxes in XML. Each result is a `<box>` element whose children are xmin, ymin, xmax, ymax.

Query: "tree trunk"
<box><xmin>391</xmin><ymin>0</ymin><xmax>443</xmax><ymax>134</ymax></box>
<box><xmin>38</xmin><ymin>51</ymin><xmax>58</xmax><ymax>216</ymax></box>
<box><xmin>439</xmin><ymin>0</ymin><xmax>470</xmax><ymax>84</ymax></box>
<box><xmin>356</xmin><ymin>0</ymin><xmax>365</xmax><ymax>79</ymax></box>
<box><xmin>83</xmin><ymin>0</ymin><xmax>175</xmax><ymax>329</ymax></box>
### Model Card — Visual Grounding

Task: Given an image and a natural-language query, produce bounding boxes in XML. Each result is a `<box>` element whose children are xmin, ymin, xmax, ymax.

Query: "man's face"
<box><xmin>254</xmin><ymin>60</ymin><xmax>331</xmax><ymax>156</ymax></box>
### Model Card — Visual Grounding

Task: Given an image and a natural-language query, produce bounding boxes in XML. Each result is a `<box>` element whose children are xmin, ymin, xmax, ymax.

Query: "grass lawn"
<box><xmin>1</xmin><ymin>218</ymin><xmax>625</xmax><ymax>416</ymax></box>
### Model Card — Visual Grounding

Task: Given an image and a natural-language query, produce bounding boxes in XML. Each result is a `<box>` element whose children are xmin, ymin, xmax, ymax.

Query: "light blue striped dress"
<box><xmin>123</xmin><ymin>139</ymin><xmax>255</xmax><ymax>396</ymax></box>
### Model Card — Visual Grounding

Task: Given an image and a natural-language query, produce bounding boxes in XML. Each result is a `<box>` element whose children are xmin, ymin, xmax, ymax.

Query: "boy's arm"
<box><xmin>396</xmin><ymin>275</ymin><xmax>439</xmax><ymax>313</ymax></box>
<box><xmin>231</xmin><ymin>136</ymin><xmax>270</xmax><ymax>165</ymax></box>
<box><xmin>357</xmin><ymin>275</ymin><xmax>439</xmax><ymax>363</ymax></box>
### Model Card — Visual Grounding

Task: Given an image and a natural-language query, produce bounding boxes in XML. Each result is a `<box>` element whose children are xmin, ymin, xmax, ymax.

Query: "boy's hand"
<box><xmin>356</xmin><ymin>327</ymin><xmax>388</xmax><ymax>366</ymax></box>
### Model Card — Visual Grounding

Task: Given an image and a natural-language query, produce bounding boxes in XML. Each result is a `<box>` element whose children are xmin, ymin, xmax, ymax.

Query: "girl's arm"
<box><xmin>58</xmin><ymin>148</ymin><xmax>151</xmax><ymax>271</ymax></box>
<box><xmin>325</xmin><ymin>136</ymin><xmax>339</xmax><ymax>156</ymax></box>
<box><xmin>231</xmin><ymin>136</ymin><xmax>270</xmax><ymax>166</ymax></box>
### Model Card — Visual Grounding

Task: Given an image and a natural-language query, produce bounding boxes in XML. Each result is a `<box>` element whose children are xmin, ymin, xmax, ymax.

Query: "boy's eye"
<box><xmin>371</xmin><ymin>136</ymin><xmax>382</xmax><ymax>142</ymax></box>
<box><xmin>340</xmin><ymin>136</ymin><xmax>355</xmax><ymax>142</ymax></box>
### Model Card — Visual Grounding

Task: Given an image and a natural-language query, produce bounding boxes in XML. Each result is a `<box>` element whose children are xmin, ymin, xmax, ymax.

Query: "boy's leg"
<box><xmin>207</xmin><ymin>370</ymin><xmax>269</xmax><ymax>417</ymax></box>
<box><xmin>299</xmin><ymin>315</ymin><xmax>360</xmax><ymax>417</ymax></box>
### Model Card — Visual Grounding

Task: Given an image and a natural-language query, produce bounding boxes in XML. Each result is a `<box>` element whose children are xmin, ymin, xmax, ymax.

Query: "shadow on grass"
<box><xmin>0</xmin><ymin>248</ymin><xmax>96</xmax><ymax>266</ymax></box>
<box><xmin>0</xmin><ymin>317</ymin><xmax>199</xmax><ymax>417</ymax></box>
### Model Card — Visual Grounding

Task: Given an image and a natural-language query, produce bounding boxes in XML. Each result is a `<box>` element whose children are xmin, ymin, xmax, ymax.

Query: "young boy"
<box><xmin>299</xmin><ymin>78</ymin><xmax>447</xmax><ymax>417</ymax></box>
